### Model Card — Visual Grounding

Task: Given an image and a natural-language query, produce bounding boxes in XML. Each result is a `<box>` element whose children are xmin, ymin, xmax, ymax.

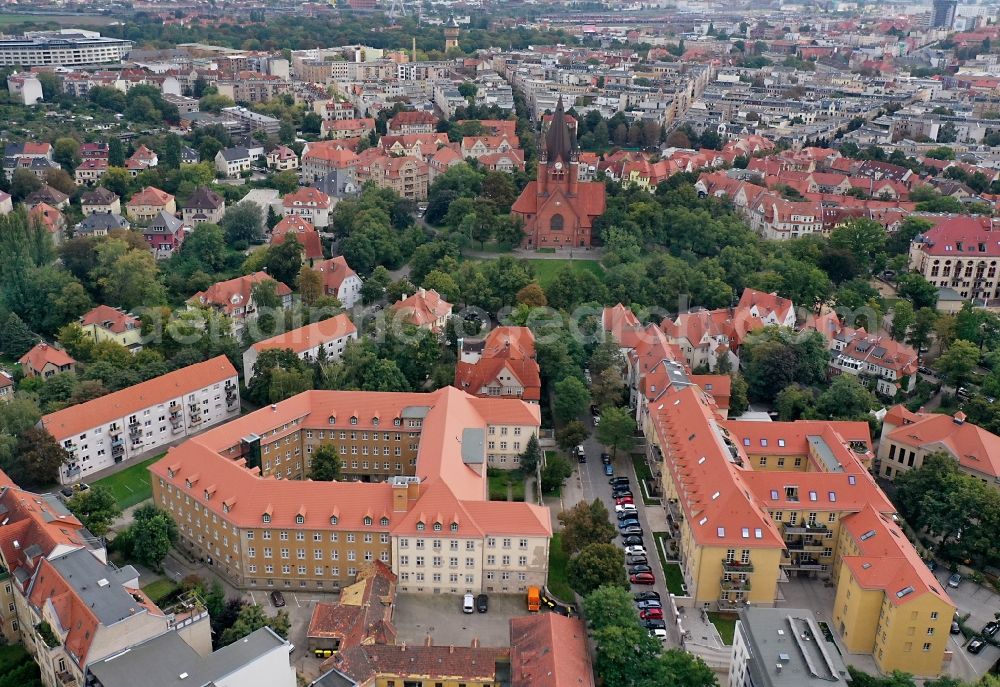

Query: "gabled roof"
<box><xmin>145</xmin><ymin>210</ymin><xmax>184</xmax><ymax>234</ymax></box>
<box><xmin>80</xmin><ymin>305</ymin><xmax>140</xmax><ymax>334</ymax></box>
<box><xmin>182</xmin><ymin>186</ymin><xmax>224</xmax><ymax>211</ymax></box>
<box><xmin>283</xmin><ymin>187</ymin><xmax>331</xmax><ymax>209</ymax></box>
<box><xmin>313</xmin><ymin>256</ymin><xmax>359</xmax><ymax>293</ymax></box>
<box><xmin>250</xmin><ymin>314</ymin><xmax>356</xmax><ymax>355</ymax></box>
<box><xmin>391</xmin><ymin>288</ymin><xmax>452</xmax><ymax>328</ymax></box>
<box><xmin>81</xmin><ymin>187</ymin><xmax>119</xmax><ymax>205</ymax></box>
<box><xmin>127</xmin><ymin>186</ymin><xmax>173</xmax><ymax>207</ymax></box>
<box><xmin>19</xmin><ymin>343</ymin><xmax>73</xmax><ymax>372</ymax></box>
<box><xmin>271</xmin><ymin>215</ymin><xmax>323</xmax><ymax>261</ymax></box>
<box><xmin>510</xmin><ymin>614</ymin><xmax>594</xmax><ymax>687</ymax></box>
<box><xmin>188</xmin><ymin>272</ymin><xmax>292</xmax><ymax>316</ymax></box>
<box><xmin>883</xmin><ymin>408</ymin><xmax>1000</xmax><ymax>479</ymax></box>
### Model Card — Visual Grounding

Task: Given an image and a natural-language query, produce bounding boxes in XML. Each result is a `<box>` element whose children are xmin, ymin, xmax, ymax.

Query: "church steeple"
<box><xmin>545</xmin><ymin>95</ymin><xmax>576</xmax><ymax>165</ymax></box>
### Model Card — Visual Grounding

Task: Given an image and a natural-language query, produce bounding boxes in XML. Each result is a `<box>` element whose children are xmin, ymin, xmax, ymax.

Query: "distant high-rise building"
<box><xmin>933</xmin><ymin>0</ymin><xmax>958</xmax><ymax>29</ymax></box>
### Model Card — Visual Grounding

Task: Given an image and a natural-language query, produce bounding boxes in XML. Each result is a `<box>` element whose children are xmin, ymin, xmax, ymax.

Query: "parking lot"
<box><xmin>932</xmin><ymin>571</ymin><xmax>1000</xmax><ymax>681</ymax></box>
<box><xmin>392</xmin><ymin>593</ymin><xmax>527</xmax><ymax>647</ymax></box>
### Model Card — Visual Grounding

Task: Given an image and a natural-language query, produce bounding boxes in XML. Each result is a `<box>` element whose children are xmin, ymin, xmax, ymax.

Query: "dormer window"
<box><xmin>167</xmin><ymin>468</ymin><xmax>175</xmax><ymax>479</ymax></box>
<box><xmin>380</xmin><ymin>517</ymin><xmax>389</xmax><ymax>526</ymax></box>
<box><xmin>185</xmin><ymin>479</ymin><xmax>193</xmax><ymax>489</ymax></box>
<box><xmin>296</xmin><ymin>515</ymin><xmax>304</xmax><ymax>525</ymax></box>
<box><xmin>450</xmin><ymin>522</ymin><xmax>458</xmax><ymax>532</ymax></box>
<box><xmin>350</xmin><ymin>416</ymin><xmax>358</xmax><ymax>425</ymax></box>
<box><xmin>222</xmin><ymin>503</ymin><xmax>230</xmax><ymax>513</ymax></box>
<box><xmin>417</xmin><ymin>522</ymin><xmax>425</xmax><ymax>531</ymax></box>
<box><xmin>262</xmin><ymin>513</ymin><xmax>271</xmax><ymax>524</ymax></box>
<box><xmin>433</xmin><ymin>523</ymin><xmax>442</xmax><ymax>532</ymax></box>
<box><xmin>394</xmin><ymin>418</ymin><xmax>401</xmax><ymax>426</ymax></box>
<box><xmin>329</xmin><ymin>416</ymin><xmax>336</xmax><ymax>425</ymax></box>
<box><xmin>203</xmin><ymin>490</ymin><xmax>211</xmax><ymax>500</ymax></box>
<box><xmin>330</xmin><ymin>516</ymin><xmax>339</xmax><ymax>525</ymax></box>
<box><xmin>364</xmin><ymin>516</ymin><xmax>373</xmax><ymax>527</ymax></box>
<box><xmin>372</xmin><ymin>417</ymin><xmax>379</xmax><ymax>426</ymax></box>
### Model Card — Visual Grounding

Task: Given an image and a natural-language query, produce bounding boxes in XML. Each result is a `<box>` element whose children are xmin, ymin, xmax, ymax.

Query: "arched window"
<box><xmin>550</xmin><ymin>214</ymin><xmax>564</xmax><ymax>232</ymax></box>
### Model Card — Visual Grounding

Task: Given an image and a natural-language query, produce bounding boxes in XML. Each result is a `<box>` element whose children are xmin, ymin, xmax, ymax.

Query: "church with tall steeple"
<box><xmin>511</xmin><ymin>97</ymin><xmax>606</xmax><ymax>249</ymax></box>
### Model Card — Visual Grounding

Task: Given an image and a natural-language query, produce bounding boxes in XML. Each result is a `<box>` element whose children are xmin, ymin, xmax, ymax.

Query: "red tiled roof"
<box><xmin>510</xmin><ymin>614</ymin><xmax>594</xmax><ymax>687</ymax></box>
<box><xmin>127</xmin><ymin>186</ymin><xmax>173</xmax><ymax>207</ymax></box>
<box><xmin>271</xmin><ymin>215</ymin><xmax>323</xmax><ymax>261</ymax></box>
<box><xmin>188</xmin><ymin>272</ymin><xmax>292</xmax><ymax>316</ymax></box>
<box><xmin>883</xmin><ymin>408</ymin><xmax>1000</xmax><ymax>478</ymax></box>
<box><xmin>313</xmin><ymin>256</ymin><xmax>358</xmax><ymax>294</ymax></box>
<box><xmin>19</xmin><ymin>343</ymin><xmax>74</xmax><ymax>373</ymax></box>
<box><xmin>283</xmin><ymin>187</ymin><xmax>331</xmax><ymax>209</ymax></box>
<box><xmin>391</xmin><ymin>289</ymin><xmax>452</xmax><ymax>329</ymax></box>
<box><xmin>41</xmin><ymin>356</ymin><xmax>237</xmax><ymax>441</ymax></box>
<box><xmin>80</xmin><ymin>305</ymin><xmax>140</xmax><ymax>335</ymax></box>
<box><xmin>251</xmin><ymin>314</ymin><xmax>356</xmax><ymax>355</ymax></box>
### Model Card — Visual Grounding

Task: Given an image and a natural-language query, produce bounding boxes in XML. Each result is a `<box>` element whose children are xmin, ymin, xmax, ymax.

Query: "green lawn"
<box><xmin>631</xmin><ymin>455</ymin><xmax>659</xmax><ymax>506</ymax></box>
<box><xmin>487</xmin><ymin>470</ymin><xmax>525</xmax><ymax>502</ymax></box>
<box><xmin>93</xmin><ymin>453</ymin><xmax>165</xmax><ymax>509</ymax></box>
<box><xmin>652</xmin><ymin>532</ymin><xmax>687</xmax><ymax>595</ymax></box>
<box><xmin>708</xmin><ymin>612</ymin><xmax>738</xmax><ymax>645</ymax></box>
<box><xmin>547</xmin><ymin>533</ymin><xmax>574</xmax><ymax>603</ymax></box>
<box><xmin>141</xmin><ymin>579</ymin><xmax>178</xmax><ymax>605</ymax></box>
<box><xmin>524</xmin><ymin>259</ymin><xmax>603</xmax><ymax>288</ymax></box>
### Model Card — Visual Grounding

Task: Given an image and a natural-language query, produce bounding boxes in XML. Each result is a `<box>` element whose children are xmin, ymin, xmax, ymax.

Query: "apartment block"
<box><xmin>39</xmin><ymin>356</ymin><xmax>240</xmax><ymax>484</ymax></box>
<box><xmin>150</xmin><ymin>387</ymin><xmax>549</xmax><ymax>595</ymax></box>
<box><xmin>243</xmin><ymin>314</ymin><xmax>358</xmax><ymax>381</ymax></box>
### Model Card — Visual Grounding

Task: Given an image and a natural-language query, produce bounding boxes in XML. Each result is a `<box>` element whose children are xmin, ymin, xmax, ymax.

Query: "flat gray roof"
<box><xmin>47</xmin><ymin>549</ymin><xmax>145</xmax><ymax>627</ymax></box>
<box><xmin>461</xmin><ymin>427</ymin><xmax>485</xmax><ymax>465</ymax></box>
<box><xmin>738</xmin><ymin>607</ymin><xmax>849</xmax><ymax>687</ymax></box>
<box><xmin>89</xmin><ymin>627</ymin><xmax>289</xmax><ymax>687</ymax></box>
<box><xmin>806</xmin><ymin>435</ymin><xmax>844</xmax><ymax>474</ymax></box>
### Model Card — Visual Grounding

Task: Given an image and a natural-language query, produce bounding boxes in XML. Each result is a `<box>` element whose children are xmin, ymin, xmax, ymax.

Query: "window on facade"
<box><xmin>550</xmin><ymin>213</ymin><xmax>564</xmax><ymax>231</ymax></box>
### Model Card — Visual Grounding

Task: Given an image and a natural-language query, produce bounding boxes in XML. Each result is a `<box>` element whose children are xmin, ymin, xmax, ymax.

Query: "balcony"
<box><xmin>781</xmin><ymin>522</ymin><xmax>828</xmax><ymax>536</ymax></box>
<box><xmin>722</xmin><ymin>560</ymin><xmax>754</xmax><ymax>573</ymax></box>
<box><xmin>56</xmin><ymin>671</ymin><xmax>78</xmax><ymax>686</ymax></box>
<box><xmin>720</xmin><ymin>577</ymin><xmax>752</xmax><ymax>591</ymax></box>
<box><xmin>63</xmin><ymin>465</ymin><xmax>81</xmax><ymax>480</ymax></box>
<box><xmin>783</xmin><ymin>557</ymin><xmax>823</xmax><ymax>571</ymax></box>
<box><xmin>785</xmin><ymin>540</ymin><xmax>824</xmax><ymax>553</ymax></box>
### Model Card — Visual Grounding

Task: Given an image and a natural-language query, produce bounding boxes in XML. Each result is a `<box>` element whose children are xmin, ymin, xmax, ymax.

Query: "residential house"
<box><xmin>18</xmin><ymin>343</ymin><xmax>75</xmax><ymax>379</ymax></box>
<box><xmin>455</xmin><ymin>325</ymin><xmax>541</xmax><ymax>410</ymax></box>
<box><xmin>181</xmin><ymin>146</ymin><xmax>200</xmax><ymax>164</ymax></box>
<box><xmin>29</xmin><ymin>203</ymin><xmax>66</xmax><ymax>246</ymax></box>
<box><xmin>321</xmin><ymin>117</ymin><xmax>375</xmax><ymax>140</ymax></box>
<box><xmin>365</xmin><ymin>154</ymin><xmax>429</xmax><ymax>201</ymax></box>
<box><xmin>877</xmin><ymin>406</ymin><xmax>1000</xmax><ymax>485</ymax></box>
<box><xmin>829</xmin><ymin>327</ymin><xmax>918</xmax><ymax>398</ymax></box>
<box><xmin>0</xmin><ymin>372</ymin><xmax>13</xmax><ymax>403</ymax></box>
<box><xmin>142</xmin><ymin>211</ymin><xmax>188</xmax><ymax>259</ymax></box>
<box><xmin>74</xmin><ymin>158</ymin><xmax>108</xmax><ymax>185</ymax></box>
<box><xmin>187</xmin><ymin>272</ymin><xmax>293</xmax><ymax>334</ymax></box>
<box><xmin>79</xmin><ymin>304</ymin><xmax>143</xmax><ymax>352</ymax></box>
<box><xmin>378</xmin><ymin>133</ymin><xmax>448</xmax><ymax>160</ymax></box>
<box><xmin>509</xmin><ymin>614</ymin><xmax>595</xmax><ymax>687</ymax></box>
<box><xmin>125</xmin><ymin>144</ymin><xmax>158</xmax><ymax>176</ymax></box>
<box><xmin>243</xmin><ymin>314</ymin><xmax>357</xmax><ymax>381</ymax></box>
<box><xmin>387</xmin><ymin>110</ymin><xmax>439</xmax><ymax>135</ymax></box>
<box><xmin>75</xmin><ymin>213</ymin><xmax>129</xmax><ymax>237</ymax></box>
<box><xmin>25</xmin><ymin>185</ymin><xmax>69</xmax><ymax>210</ymax></box>
<box><xmin>266</xmin><ymin>145</ymin><xmax>299</xmax><ymax>172</ymax></box>
<box><xmin>391</xmin><ymin>288</ymin><xmax>452</xmax><ymax>332</ymax></box>
<box><xmin>271</xmin><ymin>216</ymin><xmax>324</xmax><ymax>264</ymax></box>
<box><xmin>126</xmin><ymin>187</ymin><xmax>176</xmax><ymax>222</ymax></box>
<box><xmin>313</xmin><ymin>256</ymin><xmax>363</xmax><ymax>309</ymax></box>
<box><xmin>428</xmin><ymin>146</ymin><xmax>463</xmax><ymax>181</ymax></box>
<box><xmin>301</xmin><ymin>143</ymin><xmax>357</xmax><ymax>185</ymax></box>
<box><xmin>181</xmin><ymin>187</ymin><xmax>226</xmax><ymax>225</ymax></box>
<box><xmin>215</xmin><ymin>147</ymin><xmax>255</xmax><ymax>178</ymax></box>
<box><xmin>81</xmin><ymin>187</ymin><xmax>120</xmax><ymax>215</ymax></box>
<box><xmin>283</xmin><ymin>187</ymin><xmax>333</xmax><ymax>228</ymax></box>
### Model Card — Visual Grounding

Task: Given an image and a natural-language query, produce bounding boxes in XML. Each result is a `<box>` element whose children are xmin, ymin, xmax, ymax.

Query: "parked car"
<box><xmin>615</xmin><ymin>504</ymin><xmax>638</xmax><ymax>515</ymax></box>
<box><xmin>615</xmin><ymin>496</ymin><xmax>634</xmax><ymax>506</ymax></box>
<box><xmin>618</xmin><ymin>519</ymin><xmax>641</xmax><ymax>530</ymax></box>
<box><xmin>951</xmin><ymin>621</ymin><xmax>961</xmax><ymax>635</ymax></box>
<box><xmin>476</xmin><ymin>593</ymin><xmax>489</xmax><ymax>613</ymax></box>
<box><xmin>968</xmin><ymin>637</ymin><xmax>986</xmax><ymax>654</ymax></box>
<box><xmin>625</xmin><ymin>546</ymin><xmax>648</xmax><ymax>557</ymax></box>
<box><xmin>636</xmin><ymin>599</ymin><xmax>662</xmax><ymax>610</ymax></box>
<box><xmin>577</xmin><ymin>450</ymin><xmax>587</xmax><ymax>464</ymax></box>
<box><xmin>642</xmin><ymin>618</ymin><xmax>666</xmax><ymax>630</ymax></box>
<box><xmin>610</xmin><ymin>476</ymin><xmax>630</xmax><ymax>486</ymax></box>
<box><xmin>640</xmin><ymin>608</ymin><xmax>664</xmax><ymax>620</ymax></box>
<box><xmin>613</xmin><ymin>491</ymin><xmax>633</xmax><ymax>501</ymax></box>
<box><xmin>617</xmin><ymin>509</ymin><xmax>638</xmax><ymax>520</ymax></box>
<box><xmin>622</xmin><ymin>535</ymin><xmax>644</xmax><ymax>547</ymax></box>
<box><xmin>626</xmin><ymin>555</ymin><xmax>648</xmax><ymax>566</ymax></box>
<box><xmin>629</xmin><ymin>565</ymin><xmax>653</xmax><ymax>575</ymax></box>
<box><xmin>650</xmin><ymin>628</ymin><xmax>668</xmax><ymax>641</ymax></box>
<box><xmin>612</xmin><ymin>485</ymin><xmax>632</xmax><ymax>495</ymax></box>
<box><xmin>948</xmin><ymin>573</ymin><xmax>962</xmax><ymax>588</ymax></box>
<box><xmin>592</xmin><ymin>415</ymin><xmax>601</xmax><ymax>427</ymax></box>
<box><xmin>601</xmin><ymin>452</ymin><xmax>611</xmax><ymax>465</ymax></box>
<box><xmin>463</xmin><ymin>593</ymin><xmax>475</xmax><ymax>614</ymax></box>
<box><xmin>630</xmin><ymin>572</ymin><xmax>655</xmax><ymax>585</ymax></box>
<box><xmin>604</xmin><ymin>464</ymin><xmax>614</xmax><ymax>476</ymax></box>
<box><xmin>270</xmin><ymin>590</ymin><xmax>286</xmax><ymax>608</ymax></box>
<box><xmin>633</xmin><ymin>591</ymin><xmax>659</xmax><ymax>602</ymax></box>
<box><xmin>621</xmin><ymin>525</ymin><xmax>644</xmax><ymax>536</ymax></box>
<box><xmin>983</xmin><ymin>621</ymin><xmax>999</xmax><ymax>638</ymax></box>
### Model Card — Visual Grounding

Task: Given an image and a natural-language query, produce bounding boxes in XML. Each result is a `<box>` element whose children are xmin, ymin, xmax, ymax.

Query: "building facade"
<box><xmin>39</xmin><ymin>356</ymin><xmax>240</xmax><ymax>484</ymax></box>
<box><xmin>243</xmin><ymin>315</ymin><xmax>358</xmax><ymax>381</ymax></box>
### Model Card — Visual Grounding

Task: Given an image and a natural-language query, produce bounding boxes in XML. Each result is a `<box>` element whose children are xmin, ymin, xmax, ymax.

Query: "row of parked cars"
<box><xmin>966</xmin><ymin>619</ymin><xmax>998</xmax><ymax>655</ymax></box>
<box><xmin>610</xmin><ymin>476</ymin><xmax>667</xmax><ymax>641</ymax></box>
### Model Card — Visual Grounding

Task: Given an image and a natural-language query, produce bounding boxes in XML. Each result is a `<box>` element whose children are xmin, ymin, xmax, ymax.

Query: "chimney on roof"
<box><xmin>449</xmin><ymin>645</ymin><xmax>455</xmax><ymax>654</ymax></box>
<box><xmin>271</xmin><ymin>404</ymin><xmax>277</xmax><ymax>412</ymax></box>
<box><xmin>424</xmin><ymin>634</ymin><xmax>433</xmax><ymax>647</ymax></box>
<box><xmin>953</xmin><ymin>411</ymin><xmax>967</xmax><ymax>425</ymax></box>
<box><xmin>471</xmin><ymin>638</ymin><xmax>480</xmax><ymax>648</ymax></box>
<box><xmin>418</xmin><ymin>287</ymin><xmax>426</xmax><ymax>298</ymax></box>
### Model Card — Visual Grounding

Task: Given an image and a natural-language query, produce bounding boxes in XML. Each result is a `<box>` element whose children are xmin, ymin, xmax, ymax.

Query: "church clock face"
<box><xmin>554</xmin><ymin>162</ymin><xmax>563</xmax><ymax>170</ymax></box>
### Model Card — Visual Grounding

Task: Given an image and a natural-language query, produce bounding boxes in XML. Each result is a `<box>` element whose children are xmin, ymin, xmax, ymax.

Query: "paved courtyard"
<box><xmin>392</xmin><ymin>592</ymin><xmax>527</xmax><ymax>647</ymax></box>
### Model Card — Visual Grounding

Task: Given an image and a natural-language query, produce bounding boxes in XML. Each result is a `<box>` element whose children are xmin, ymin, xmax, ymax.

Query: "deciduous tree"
<box><xmin>66</xmin><ymin>485</ymin><xmax>122</xmax><ymax>536</ymax></box>
<box><xmin>309</xmin><ymin>444</ymin><xmax>343</xmax><ymax>481</ymax></box>
<box><xmin>553</xmin><ymin>376</ymin><xmax>590</xmax><ymax>423</ymax></box>
<box><xmin>558</xmin><ymin>499</ymin><xmax>616</xmax><ymax>555</ymax></box>
<box><xmin>595</xmin><ymin>406</ymin><xmax>636</xmax><ymax>458</ymax></box>
<box><xmin>567</xmin><ymin>543</ymin><xmax>628</xmax><ymax>594</ymax></box>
